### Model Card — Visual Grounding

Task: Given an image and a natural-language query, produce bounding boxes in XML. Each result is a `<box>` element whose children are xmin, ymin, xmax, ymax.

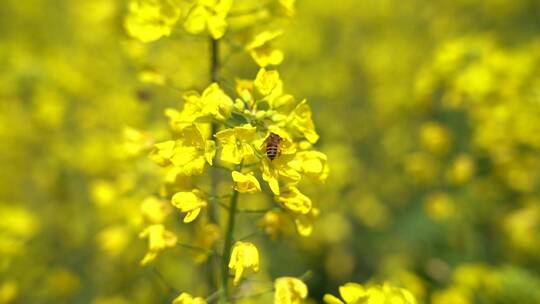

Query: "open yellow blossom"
<box><xmin>289</xmin><ymin>151</ymin><xmax>329</xmax><ymax>182</ymax></box>
<box><xmin>228</xmin><ymin>241</ymin><xmax>260</xmax><ymax>286</ymax></box>
<box><xmin>258</xmin><ymin>211</ymin><xmax>289</xmax><ymax>239</ymax></box>
<box><xmin>254</xmin><ymin>68</ymin><xmax>284</xmax><ymax>100</ymax></box>
<box><xmin>140</xmin><ymin>196</ymin><xmax>171</xmax><ymax>224</ymax></box>
<box><xmin>274</xmin><ymin>277</ymin><xmax>308</xmax><ymax>304</ymax></box>
<box><xmin>149</xmin><ymin>125</ymin><xmax>215</xmax><ymax>176</ymax></box>
<box><xmin>122</xmin><ymin>126</ymin><xmax>153</xmax><ymax>157</ymax></box>
<box><xmin>215</xmin><ymin>124</ymin><xmax>257</xmax><ymax>164</ymax></box>
<box><xmin>124</xmin><ymin>0</ymin><xmax>181</xmax><ymax>43</ymax></box>
<box><xmin>172</xmin><ymin>292</ymin><xmax>207</xmax><ymax>304</ymax></box>
<box><xmin>323</xmin><ymin>282</ymin><xmax>417</xmax><ymax>304</ymax></box>
<box><xmin>196</xmin><ymin>83</ymin><xmax>234</xmax><ymax>121</ymax></box>
<box><xmin>235</xmin><ymin>79</ymin><xmax>256</xmax><ymax>108</ymax></box>
<box><xmin>139</xmin><ymin>224</ymin><xmax>177</xmax><ymax>266</ymax></box>
<box><xmin>171</xmin><ymin>189</ymin><xmax>208</xmax><ymax>223</ymax></box>
<box><xmin>184</xmin><ymin>0</ymin><xmax>232</xmax><ymax>39</ymax></box>
<box><xmin>276</xmin><ymin>186</ymin><xmax>312</xmax><ymax>214</ymax></box>
<box><xmin>167</xmin><ymin>84</ymin><xmax>234</xmax><ymax>130</ymax></box>
<box><xmin>97</xmin><ymin>225</ymin><xmax>130</xmax><ymax>257</ymax></box>
<box><xmin>246</xmin><ymin>30</ymin><xmax>284</xmax><ymax>67</ymax></box>
<box><xmin>232</xmin><ymin>171</ymin><xmax>261</xmax><ymax>193</ymax></box>
<box><xmin>261</xmin><ymin>156</ymin><xmax>301</xmax><ymax>195</ymax></box>
<box><xmin>149</xmin><ymin>140</ymin><xmax>175</xmax><ymax>166</ymax></box>
<box><xmin>294</xmin><ymin>207</ymin><xmax>320</xmax><ymax>237</ymax></box>
<box><xmin>288</xmin><ymin>100</ymin><xmax>319</xmax><ymax>143</ymax></box>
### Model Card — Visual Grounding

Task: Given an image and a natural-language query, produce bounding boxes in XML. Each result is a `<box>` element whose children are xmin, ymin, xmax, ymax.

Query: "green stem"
<box><xmin>177</xmin><ymin>241</ymin><xmax>218</xmax><ymax>256</ymax></box>
<box><xmin>210</xmin><ymin>37</ymin><xmax>220</xmax><ymax>83</ymax></box>
<box><xmin>207</xmin><ymin>36</ymin><xmax>221</xmax><ymax>294</ymax></box>
<box><xmin>219</xmin><ymin>188</ymin><xmax>240</xmax><ymax>303</ymax></box>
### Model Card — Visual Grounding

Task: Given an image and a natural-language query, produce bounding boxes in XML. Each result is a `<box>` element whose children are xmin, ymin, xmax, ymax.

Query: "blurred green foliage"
<box><xmin>1</xmin><ymin>0</ymin><xmax>540</xmax><ymax>303</ymax></box>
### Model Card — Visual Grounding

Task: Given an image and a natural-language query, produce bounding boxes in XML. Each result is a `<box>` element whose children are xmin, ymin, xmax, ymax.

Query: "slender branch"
<box><xmin>217</xmin><ymin>200</ymin><xmax>272</xmax><ymax>214</ymax></box>
<box><xmin>152</xmin><ymin>267</ymin><xmax>180</xmax><ymax>295</ymax></box>
<box><xmin>206</xmin><ymin>288</ymin><xmax>224</xmax><ymax>303</ymax></box>
<box><xmin>207</xmin><ymin>36</ymin><xmax>221</xmax><ymax>293</ymax></box>
<box><xmin>237</xmin><ymin>208</ymin><xmax>272</xmax><ymax>214</ymax></box>
<box><xmin>237</xmin><ymin>230</ymin><xmax>261</xmax><ymax>241</ymax></box>
<box><xmin>219</xmin><ymin>179</ymin><xmax>241</xmax><ymax>302</ymax></box>
<box><xmin>232</xmin><ymin>288</ymin><xmax>274</xmax><ymax>301</ymax></box>
<box><xmin>177</xmin><ymin>241</ymin><xmax>219</xmax><ymax>257</ymax></box>
<box><xmin>210</xmin><ymin>38</ymin><xmax>220</xmax><ymax>83</ymax></box>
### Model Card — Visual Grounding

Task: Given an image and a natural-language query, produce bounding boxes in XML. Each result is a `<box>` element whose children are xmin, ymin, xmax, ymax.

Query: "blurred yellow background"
<box><xmin>2</xmin><ymin>0</ymin><xmax>540</xmax><ymax>303</ymax></box>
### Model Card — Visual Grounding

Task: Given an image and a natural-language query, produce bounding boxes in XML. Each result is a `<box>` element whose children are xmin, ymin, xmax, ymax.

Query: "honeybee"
<box><xmin>264</xmin><ymin>132</ymin><xmax>282</xmax><ymax>161</ymax></box>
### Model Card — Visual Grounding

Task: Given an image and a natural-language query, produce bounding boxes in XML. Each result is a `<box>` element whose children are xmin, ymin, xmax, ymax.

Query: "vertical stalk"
<box><xmin>220</xmin><ymin>188</ymin><xmax>239</xmax><ymax>303</ymax></box>
<box><xmin>207</xmin><ymin>37</ymin><xmax>220</xmax><ymax>293</ymax></box>
<box><xmin>208</xmin><ymin>37</ymin><xmax>220</xmax><ymax>224</ymax></box>
<box><xmin>210</xmin><ymin>38</ymin><xmax>220</xmax><ymax>83</ymax></box>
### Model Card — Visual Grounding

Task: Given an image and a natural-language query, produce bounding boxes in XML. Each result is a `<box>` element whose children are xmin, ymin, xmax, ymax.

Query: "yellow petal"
<box><xmin>205</xmin><ymin>140</ymin><xmax>216</xmax><ymax>165</ymax></box>
<box><xmin>149</xmin><ymin>140</ymin><xmax>176</xmax><ymax>166</ymax></box>
<box><xmin>232</xmin><ymin>171</ymin><xmax>261</xmax><ymax>193</ymax></box>
<box><xmin>207</xmin><ymin>15</ymin><xmax>227</xmax><ymax>39</ymax></box>
<box><xmin>339</xmin><ymin>283</ymin><xmax>366</xmax><ymax>303</ymax></box>
<box><xmin>228</xmin><ymin>241</ymin><xmax>260</xmax><ymax>286</ymax></box>
<box><xmin>255</xmin><ymin>68</ymin><xmax>282</xmax><ymax>96</ymax></box>
<box><xmin>183</xmin><ymin>5</ymin><xmax>207</xmax><ymax>34</ymax></box>
<box><xmin>323</xmin><ymin>294</ymin><xmax>345</xmax><ymax>304</ymax></box>
<box><xmin>124</xmin><ymin>0</ymin><xmax>181</xmax><ymax>43</ymax></box>
<box><xmin>139</xmin><ymin>224</ymin><xmax>177</xmax><ymax>266</ymax></box>
<box><xmin>184</xmin><ymin>208</ymin><xmax>201</xmax><ymax>223</ymax></box>
<box><xmin>276</xmin><ymin>186</ymin><xmax>312</xmax><ymax>214</ymax></box>
<box><xmin>246</xmin><ymin>30</ymin><xmax>283</xmax><ymax>50</ymax></box>
<box><xmin>172</xmin><ymin>292</ymin><xmax>207</xmax><ymax>304</ymax></box>
<box><xmin>289</xmin><ymin>100</ymin><xmax>319</xmax><ymax>143</ymax></box>
<box><xmin>171</xmin><ymin>190</ymin><xmax>207</xmax><ymax>223</ymax></box>
<box><xmin>274</xmin><ymin>277</ymin><xmax>308</xmax><ymax>304</ymax></box>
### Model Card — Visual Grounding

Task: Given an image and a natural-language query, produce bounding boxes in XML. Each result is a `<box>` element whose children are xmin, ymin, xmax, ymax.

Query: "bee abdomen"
<box><xmin>266</xmin><ymin>145</ymin><xmax>278</xmax><ymax>160</ymax></box>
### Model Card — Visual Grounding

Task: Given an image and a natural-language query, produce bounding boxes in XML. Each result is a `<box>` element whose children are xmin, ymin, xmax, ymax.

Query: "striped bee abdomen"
<box><xmin>265</xmin><ymin>133</ymin><xmax>282</xmax><ymax>161</ymax></box>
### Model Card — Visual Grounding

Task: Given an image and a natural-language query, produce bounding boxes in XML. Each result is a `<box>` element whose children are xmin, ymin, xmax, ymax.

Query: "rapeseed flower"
<box><xmin>171</xmin><ymin>189</ymin><xmax>208</xmax><ymax>223</ymax></box>
<box><xmin>246</xmin><ymin>30</ymin><xmax>284</xmax><ymax>67</ymax></box>
<box><xmin>274</xmin><ymin>277</ymin><xmax>308</xmax><ymax>304</ymax></box>
<box><xmin>323</xmin><ymin>282</ymin><xmax>417</xmax><ymax>304</ymax></box>
<box><xmin>125</xmin><ymin>0</ymin><xmax>181</xmax><ymax>43</ymax></box>
<box><xmin>215</xmin><ymin>124</ymin><xmax>258</xmax><ymax>164</ymax></box>
<box><xmin>184</xmin><ymin>0</ymin><xmax>232</xmax><ymax>39</ymax></box>
<box><xmin>275</xmin><ymin>185</ymin><xmax>312</xmax><ymax>214</ymax></box>
<box><xmin>172</xmin><ymin>292</ymin><xmax>207</xmax><ymax>304</ymax></box>
<box><xmin>139</xmin><ymin>224</ymin><xmax>177</xmax><ymax>266</ymax></box>
<box><xmin>166</xmin><ymin>83</ymin><xmax>234</xmax><ymax>131</ymax></box>
<box><xmin>149</xmin><ymin>125</ymin><xmax>215</xmax><ymax>177</ymax></box>
<box><xmin>228</xmin><ymin>241</ymin><xmax>260</xmax><ymax>286</ymax></box>
<box><xmin>232</xmin><ymin>171</ymin><xmax>261</xmax><ymax>193</ymax></box>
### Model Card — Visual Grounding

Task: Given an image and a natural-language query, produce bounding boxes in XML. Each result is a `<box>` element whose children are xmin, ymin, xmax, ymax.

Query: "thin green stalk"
<box><xmin>219</xmin><ymin>188</ymin><xmax>240</xmax><ymax>303</ymax></box>
<box><xmin>210</xmin><ymin>38</ymin><xmax>220</xmax><ymax>83</ymax></box>
<box><xmin>207</xmin><ymin>36</ymin><xmax>221</xmax><ymax>293</ymax></box>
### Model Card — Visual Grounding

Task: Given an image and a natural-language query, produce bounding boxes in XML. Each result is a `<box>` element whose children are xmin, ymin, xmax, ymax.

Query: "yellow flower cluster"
<box><xmin>126</xmin><ymin>1</ymin><xmax>328</xmax><ymax>302</ymax></box>
<box><xmin>125</xmin><ymin>0</ymin><xmax>233</xmax><ymax>42</ymax></box>
<box><xmin>324</xmin><ymin>282</ymin><xmax>417</xmax><ymax>304</ymax></box>
<box><xmin>431</xmin><ymin>264</ymin><xmax>540</xmax><ymax>304</ymax></box>
<box><xmin>146</xmin><ymin>68</ymin><xmax>327</xmax><ymax>236</ymax></box>
<box><xmin>124</xmin><ymin>0</ymin><xmax>293</xmax><ymax>68</ymax></box>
